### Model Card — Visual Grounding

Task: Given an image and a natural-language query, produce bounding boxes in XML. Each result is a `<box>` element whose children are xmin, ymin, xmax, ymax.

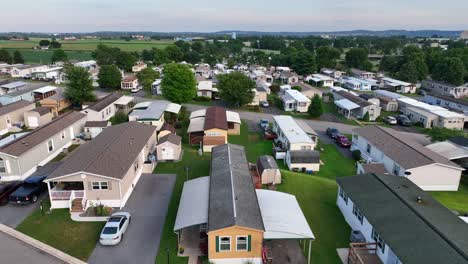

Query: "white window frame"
<box><xmin>339</xmin><ymin>188</ymin><xmax>348</xmax><ymax>204</ymax></box>
<box><xmin>47</xmin><ymin>140</ymin><xmax>54</xmax><ymax>152</ymax></box>
<box><xmin>353</xmin><ymin>204</ymin><xmax>364</xmax><ymax>225</ymax></box>
<box><xmin>0</xmin><ymin>158</ymin><xmax>6</xmax><ymax>173</ymax></box>
<box><xmin>372</xmin><ymin>228</ymin><xmax>386</xmax><ymax>253</ymax></box>
<box><xmin>92</xmin><ymin>181</ymin><xmax>109</xmax><ymax>190</ymax></box>
<box><xmin>236</xmin><ymin>235</ymin><xmax>248</xmax><ymax>251</ymax></box>
<box><xmin>219</xmin><ymin>236</ymin><xmax>231</xmax><ymax>252</ymax></box>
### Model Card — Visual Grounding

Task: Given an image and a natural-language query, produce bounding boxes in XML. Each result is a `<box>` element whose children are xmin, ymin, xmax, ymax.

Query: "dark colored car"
<box><xmin>9</xmin><ymin>175</ymin><xmax>47</xmax><ymax>204</ymax></box>
<box><xmin>0</xmin><ymin>181</ymin><xmax>21</xmax><ymax>205</ymax></box>
<box><xmin>335</xmin><ymin>134</ymin><xmax>351</xmax><ymax>148</ymax></box>
<box><xmin>264</xmin><ymin>130</ymin><xmax>278</xmax><ymax>140</ymax></box>
<box><xmin>326</xmin><ymin>127</ymin><xmax>340</xmax><ymax>139</ymax></box>
<box><xmin>395</xmin><ymin>115</ymin><xmax>412</xmax><ymax>126</ymax></box>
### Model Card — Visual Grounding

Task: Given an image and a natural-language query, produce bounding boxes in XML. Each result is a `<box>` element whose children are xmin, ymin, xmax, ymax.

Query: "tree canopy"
<box><xmin>217</xmin><ymin>72</ymin><xmax>255</xmax><ymax>107</ymax></box>
<box><xmin>137</xmin><ymin>67</ymin><xmax>159</xmax><ymax>92</ymax></box>
<box><xmin>345</xmin><ymin>48</ymin><xmax>372</xmax><ymax>70</ymax></box>
<box><xmin>51</xmin><ymin>49</ymin><xmax>68</xmax><ymax>63</ymax></box>
<box><xmin>0</xmin><ymin>49</ymin><xmax>13</xmax><ymax>64</ymax></box>
<box><xmin>308</xmin><ymin>94</ymin><xmax>323</xmax><ymax>118</ymax></box>
<box><xmin>97</xmin><ymin>65</ymin><xmax>122</xmax><ymax>89</ymax></box>
<box><xmin>64</xmin><ymin>66</ymin><xmax>96</xmax><ymax>106</ymax></box>
<box><xmin>161</xmin><ymin>63</ymin><xmax>196</xmax><ymax>103</ymax></box>
<box><xmin>39</xmin><ymin>39</ymin><xmax>50</xmax><ymax>47</ymax></box>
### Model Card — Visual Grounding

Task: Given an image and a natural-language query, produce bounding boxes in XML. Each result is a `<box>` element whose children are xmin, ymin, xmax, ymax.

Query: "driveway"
<box><xmin>88</xmin><ymin>174</ymin><xmax>176</xmax><ymax>264</ymax></box>
<box><xmin>0</xmin><ymin>195</ymin><xmax>45</xmax><ymax>228</ymax></box>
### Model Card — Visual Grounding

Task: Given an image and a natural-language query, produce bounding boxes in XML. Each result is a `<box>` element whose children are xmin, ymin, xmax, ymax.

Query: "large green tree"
<box><xmin>345</xmin><ymin>48</ymin><xmax>371</xmax><ymax>70</ymax></box>
<box><xmin>217</xmin><ymin>72</ymin><xmax>255</xmax><ymax>107</ymax></box>
<box><xmin>291</xmin><ymin>50</ymin><xmax>316</xmax><ymax>75</ymax></box>
<box><xmin>64</xmin><ymin>66</ymin><xmax>96</xmax><ymax>106</ymax></box>
<box><xmin>432</xmin><ymin>57</ymin><xmax>465</xmax><ymax>86</ymax></box>
<box><xmin>93</xmin><ymin>44</ymin><xmax>120</xmax><ymax>65</ymax></box>
<box><xmin>51</xmin><ymin>49</ymin><xmax>68</xmax><ymax>63</ymax></box>
<box><xmin>308</xmin><ymin>94</ymin><xmax>323</xmax><ymax>118</ymax></box>
<box><xmin>316</xmin><ymin>46</ymin><xmax>341</xmax><ymax>69</ymax></box>
<box><xmin>165</xmin><ymin>46</ymin><xmax>184</xmax><ymax>62</ymax></box>
<box><xmin>116</xmin><ymin>52</ymin><xmax>137</xmax><ymax>72</ymax></box>
<box><xmin>137</xmin><ymin>67</ymin><xmax>160</xmax><ymax>92</ymax></box>
<box><xmin>0</xmin><ymin>49</ymin><xmax>13</xmax><ymax>64</ymax></box>
<box><xmin>397</xmin><ymin>62</ymin><xmax>420</xmax><ymax>83</ymax></box>
<box><xmin>39</xmin><ymin>39</ymin><xmax>50</xmax><ymax>47</ymax></box>
<box><xmin>97</xmin><ymin>65</ymin><xmax>122</xmax><ymax>89</ymax></box>
<box><xmin>13</xmin><ymin>50</ymin><xmax>24</xmax><ymax>63</ymax></box>
<box><xmin>161</xmin><ymin>63</ymin><xmax>196</xmax><ymax>103</ymax></box>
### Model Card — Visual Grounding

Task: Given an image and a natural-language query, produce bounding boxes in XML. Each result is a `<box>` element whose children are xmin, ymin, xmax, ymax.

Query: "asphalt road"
<box><xmin>88</xmin><ymin>174</ymin><xmax>176</xmax><ymax>264</ymax></box>
<box><xmin>0</xmin><ymin>231</ymin><xmax>65</xmax><ymax>264</ymax></box>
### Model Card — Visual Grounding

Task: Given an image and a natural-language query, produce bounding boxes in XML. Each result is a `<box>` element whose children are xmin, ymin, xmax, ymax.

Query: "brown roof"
<box><xmin>336</xmin><ymin>90</ymin><xmax>372</xmax><ymax>107</ymax></box>
<box><xmin>84</xmin><ymin>121</ymin><xmax>109</xmax><ymax>128</ymax></box>
<box><xmin>0</xmin><ymin>111</ymin><xmax>86</xmax><ymax>157</ymax></box>
<box><xmin>204</xmin><ymin>107</ymin><xmax>228</xmax><ymax>130</ymax></box>
<box><xmin>354</xmin><ymin>125</ymin><xmax>461</xmax><ymax>169</ymax></box>
<box><xmin>122</xmin><ymin>76</ymin><xmax>138</xmax><ymax>82</ymax></box>
<box><xmin>86</xmin><ymin>93</ymin><xmax>122</xmax><ymax>112</ymax></box>
<box><xmin>46</xmin><ymin>122</ymin><xmax>157</xmax><ymax>180</ymax></box>
<box><xmin>256</xmin><ymin>155</ymin><xmax>279</xmax><ymax>175</ymax></box>
<box><xmin>203</xmin><ymin>136</ymin><xmax>226</xmax><ymax>146</ymax></box>
<box><xmin>158</xmin><ymin>133</ymin><xmax>181</xmax><ymax>146</ymax></box>
<box><xmin>0</xmin><ymin>100</ymin><xmax>34</xmax><ymax>117</ymax></box>
<box><xmin>32</xmin><ymin>107</ymin><xmax>51</xmax><ymax>116</ymax></box>
<box><xmin>160</xmin><ymin>123</ymin><xmax>176</xmax><ymax>133</ymax></box>
<box><xmin>360</xmin><ymin>163</ymin><xmax>388</xmax><ymax>174</ymax></box>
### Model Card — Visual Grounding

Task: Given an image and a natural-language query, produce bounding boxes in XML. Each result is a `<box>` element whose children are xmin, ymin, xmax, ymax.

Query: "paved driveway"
<box><xmin>0</xmin><ymin>195</ymin><xmax>46</xmax><ymax>228</ymax></box>
<box><xmin>88</xmin><ymin>174</ymin><xmax>176</xmax><ymax>264</ymax></box>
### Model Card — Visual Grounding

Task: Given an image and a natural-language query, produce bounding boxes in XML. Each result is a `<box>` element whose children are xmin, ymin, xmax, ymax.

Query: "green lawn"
<box><xmin>431</xmin><ymin>177</ymin><xmax>468</xmax><ymax>214</ymax></box>
<box><xmin>16</xmin><ymin>201</ymin><xmax>104</xmax><ymax>261</ymax></box>
<box><xmin>5</xmin><ymin>49</ymin><xmax>93</xmax><ymax>64</ymax></box>
<box><xmin>322</xmin><ymin>102</ymin><xmax>361</xmax><ymax>126</ymax></box>
<box><xmin>154</xmin><ymin>146</ymin><xmax>212</xmax><ymax>264</ymax></box>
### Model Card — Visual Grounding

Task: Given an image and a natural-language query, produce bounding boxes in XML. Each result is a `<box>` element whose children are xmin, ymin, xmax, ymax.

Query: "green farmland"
<box><xmin>5</xmin><ymin>49</ymin><xmax>93</xmax><ymax>64</ymax></box>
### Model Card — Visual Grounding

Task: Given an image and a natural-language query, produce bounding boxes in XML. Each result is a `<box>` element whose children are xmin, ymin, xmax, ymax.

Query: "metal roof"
<box><xmin>335</xmin><ymin>99</ymin><xmax>360</xmax><ymax>110</ymax></box>
<box><xmin>1</xmin><ymin>81</ymin><xmax>27</xmax><ymax>89</ymax></box>
<box><xmin>426</xmin><ymin>141</ymin><xmax>468</xmax><ymax>160</ymax></box>
<box><xmin>273</xmin><ymin>116</ymin><xmax>314</xmax><ymax>145</ymax></box>
<box><xmin>174</xmin><ymin>176</ymin><xmax>210</xmax><ymax>231</ymax></box>
<box><xmin>34</xmin><ymin>85</ymin><xmax>57</xmax><ymax>94</ymax></box>
<box><xmin>256</xmin><ymin>189</ymin><xmax>314</xmax><ymax>240</ymax></box>
<box><xmin>129</xmin><ymin>100</ymin><xmax>180</xmax><ymax>120</ymax></box>
<box><xmin>284</xmin><ymin>89</ymin><xmax>310</xmax><ymax>103</ymax></box>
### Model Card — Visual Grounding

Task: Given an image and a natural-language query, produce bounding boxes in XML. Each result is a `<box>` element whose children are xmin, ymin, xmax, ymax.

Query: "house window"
<box><xmin>92</xmin><ymin>181</ymin><xmax>109</xmax><ymax>190</ymax></box>
<box><xmin>101</xmin><ymin>112</ymin><xmax>105</xmax><ymax>119</ymax></box>
<box><xmin>393</xmin><ymin>163</ymin><xmax>400</xmax><ymax>175</ymax></box>
<box><xmin>47</xmin><ymin>140</ymin><xmax>54</xmax><ymax>152</ymax></box>
<box><xmin>339</xmin><ymin>188</ymin><xmax>348</xmax><ymax>204</ymax></box>
<box><xmin>0</xmin><ymin>158</ymin><xmax>6</xmax><ymax>173</ymax></box>
<box><xmin>236</xmin><ymin>236</ymin><xmax>248</xmax><ymax>251</ymax></box>
<box><xmin>134</xmin><ymin>160</ymin><xmax>139</xmax><ymax>172</ymax></box>
<box><xmin>352</xmin><ymin>205</ymin><xmax>364</xmax><ymax>224</ymax></box>
<box><xmin>301</xmin><ymin>146</ymin><xmax>311</xmax><ymax>150</ymax></box>
<box><xmin>366</xmin><ymin>143</ymin><xmax>371</xmax><ymax>154</ymax></box>
<box><xmin>372</xmin><ymin>228</ymin><xmax>386</xmax><ymax>253</ymax></box>
<box><xmin>219</xmin><ymin>236</ymin><xmax>231</xmax><ymax>252</ymax></box>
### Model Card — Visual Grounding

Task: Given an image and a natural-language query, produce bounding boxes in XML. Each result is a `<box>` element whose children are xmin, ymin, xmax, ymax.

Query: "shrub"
<box><xmin>292</xmin><ymin>86</ymin><xmax>302</xmax><ymax>92</ymax></box>
<box><xmin>352</xmin><ymin>149</ymin><xmax>361</xmax><ymax>161</ymax></box>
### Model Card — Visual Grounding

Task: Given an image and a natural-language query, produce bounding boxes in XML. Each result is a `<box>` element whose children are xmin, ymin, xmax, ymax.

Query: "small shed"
<box><xmin>158</xmin><ymin>123</ymin><xmax>176</xmax><ymax>140</ymax></box>
<box><xmin>84</xmin><ymin>121</ymin><xmax>110</xmax><ymax>139</ymax></box>
<box><xmin>286</xmin><ymin>150</ymin><xmax>320</xmax><ymax>172</ymax></box>
<box><xmin>156</xmin><ymin>133</ymin><xmax>182</xmax><ymax>161</ymax></box>
<box><xmin>256</xmin><ymin>155</ymin><xmax>281</xmax><ymax>184</ymax></box>
<box><xmin>24</xmin><ymin>107</ymin><xmax>53</xmax><ymax>128</ymax></box>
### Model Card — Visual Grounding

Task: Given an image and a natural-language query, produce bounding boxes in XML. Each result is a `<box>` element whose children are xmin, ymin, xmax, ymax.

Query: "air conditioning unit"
<box><xmin>350</xmin><ymin>230</ymin><xmax>366</xmax><ymax>243</ymax></box>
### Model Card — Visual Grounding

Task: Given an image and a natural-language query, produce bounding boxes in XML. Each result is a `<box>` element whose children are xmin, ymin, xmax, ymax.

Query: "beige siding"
<box><xmin>24</xmin><ymin>111</ymin><xmax>53</xmax><ymax>128</ymax></box>
<box><xmin>0</xmin><ymin>103</ymin><xmax>35</xmax><ymax>133</ymax></box>
<box><xmin>407</xmin><ymin>164</ymin><xmax>462</xmax><ymax>191</ymax></box>
<box><xmin>289</xmin><ymin>142</ymin><xmax>316</xmax><ymax>151</ymax></box>
<box><xmin>51</xmin><ymin>173</ymin><xmax>121</xmax><ymax>201</ymax></box>
<box><xmin>156</xmin><ymin>141</ymin><xmax>181</xmax><ymax>161</ymax></box>
<box><xmin>260</xmin><ymin>169</ymin><xmax>281</xmax><ymax>184</ymax></box>
<box><xmin>208</xmin><ymin>226</ymin><xmax>263</xmax><ymax>260</ymax></box>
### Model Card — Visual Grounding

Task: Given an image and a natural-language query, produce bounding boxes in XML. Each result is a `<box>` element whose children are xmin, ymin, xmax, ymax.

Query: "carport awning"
<box><xmin>256</xmin><ymin>189</ymin><xmax>315</xmax><ymax>240</ymax></box>
<box><xmin>166</xmin><ymin>103</ymin><xmax>182</xmax><ymax>114</ymax></box>
<box><xmin>335</xmin><ymin>99</ymin><xmax>360</xmax><ymax>110</ymax></box>
<box><xmin>174</xmin><ymin>176</ymin><xmax>210</xmax><ymax>231</ymax></box>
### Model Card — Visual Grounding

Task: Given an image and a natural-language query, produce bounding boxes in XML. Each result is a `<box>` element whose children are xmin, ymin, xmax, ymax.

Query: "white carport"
<box><xmin>334</xmin><ymin>99</ymin><xmax>360</xmax><ymax>119</ymax></box>
<box><xmin>256</xmin><ymin>189</ymin><xmax>315</xmax><ymax>264</ymax></box>
<box><xmin>174</xmin><ymin>176</ymin><xmax>210</xmax><ymax>231</ymax></box>
<box><xmin>166</xmin><ymin>103</ymin><xmax>182</xmax><ymax>114</ymax></box>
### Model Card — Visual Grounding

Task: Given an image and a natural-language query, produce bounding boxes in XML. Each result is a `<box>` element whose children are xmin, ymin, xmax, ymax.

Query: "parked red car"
<box><xmin>335</xmin><ymin>134</ymin><xmax>351</xmax><ymax>148</ymax></box>
<box><xmin>0</xmin><ymin>181</ymin><xmax>21</xmax><ymax>205</ymax></box>
<box><xmin>264</xmin><ymin>131</ymin><xmax>278</xmax><ymax>140</ymax></box>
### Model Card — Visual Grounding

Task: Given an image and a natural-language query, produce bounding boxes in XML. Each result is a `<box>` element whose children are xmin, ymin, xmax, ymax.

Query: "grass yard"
<box><xmin>154</xmin><ymin>146</ymin><xmax>212</xmax><ymax>264</ymax></box>
<box><xmin>431</xmin><ymin>177</ymin><xmax>468</xmax><ymax>214</ymax></box>
<box><xmin>0</xmin><ymin>38</ymin><xmax>174</xmax><ymax>53</ymax></box>
<box><xmin>322</xmin><ymin>102</ymin><xmax>361</xmax><ymax>126</ymax></box>
<box><xmin>5</xmin><ymin>49</ymin><xmax>93</xmax><ymax>64</ymax></box>
<box><xmin>16</xmin><ymin>200</ymin><xmax>104</xmax><ymax>261</ymax></box>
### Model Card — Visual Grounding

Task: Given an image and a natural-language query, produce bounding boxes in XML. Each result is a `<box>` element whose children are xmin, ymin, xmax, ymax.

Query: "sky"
<box><xmin>1</xmin><ymin>0</ymin><xmax>468</xmax><ymax>32</ymax></box>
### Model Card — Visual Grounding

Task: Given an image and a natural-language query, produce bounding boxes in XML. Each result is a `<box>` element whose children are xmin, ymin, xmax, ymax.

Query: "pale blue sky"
<box><xmin>2</xmin><ymin>0</ymin><xmax>467</xmax><ymax>32</ymax></box>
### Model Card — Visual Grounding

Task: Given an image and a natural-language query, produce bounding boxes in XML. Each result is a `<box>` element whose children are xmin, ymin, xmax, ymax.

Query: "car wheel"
<box><xmin>32</xmin><ymin>196</ymin><xmax>38</xmax><ymax>203</ymax></box>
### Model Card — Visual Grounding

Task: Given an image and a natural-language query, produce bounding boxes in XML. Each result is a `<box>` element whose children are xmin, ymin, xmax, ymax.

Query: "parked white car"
<box><xmin>383</xmin><ymin>116</ymin><xmax>397</xmax><ymax>125</ymax></box>
<box><xmin>130</xmin><ymin>87</ymin><xmax>141</xmax><ymax>93</ymax></box>
<box><xmin>99</xmin><ymin>212</ymin><xmax>131</xmax><ymax>246</ymax></box>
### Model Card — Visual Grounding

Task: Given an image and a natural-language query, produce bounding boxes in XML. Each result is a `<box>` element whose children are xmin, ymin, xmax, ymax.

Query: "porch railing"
<box><xmin>50</xmin><ymin>190</ymin><xmax>73</xmax><ymax>200</ymax></box>
<box><xmin>348</xmin><ymin>242</ymin><xmax>380</xmax><ymax>264</ymax></box>
<box><xmin>68</xmin><ymin>190</ymin><xmax>85</xmax><ymax>211</ymax></box>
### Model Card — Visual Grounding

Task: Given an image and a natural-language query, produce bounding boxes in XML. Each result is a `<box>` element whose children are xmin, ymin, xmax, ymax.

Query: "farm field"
<box><xmin>5</xmin><ymin>49</ymin><xmax>93</xmax><ymax>64</ymax></box>
<box><xmin>0</xmin><ymin>38</ymin><xmax>174</xmax><ymax>52</ymax></box>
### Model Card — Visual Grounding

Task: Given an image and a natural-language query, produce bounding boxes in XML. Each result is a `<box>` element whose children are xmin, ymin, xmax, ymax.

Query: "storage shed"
<box><xmin>256</xmin><ymin>155</ymin><xmax>281</xmax><ymax>184</ymax></box>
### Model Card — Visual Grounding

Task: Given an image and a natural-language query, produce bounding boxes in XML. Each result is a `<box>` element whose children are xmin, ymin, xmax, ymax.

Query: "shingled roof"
<box><xmin>204</xmin><ymin>106</ymin><xmax>228</xmax><ymax>130</ymax></box>
<box><xmin>0</xmin><ymin>100</ymin><xmax>33</xmax><ymax>116</ymax></box>
<box><xmin>46</xmin><ymin>122</ymin><xmax>156</xmax><ymax>180</ymax></box>
<box><xmin>208</xmin><ymin>144</ymin><xmax>264</xmax><ymax>232</ymax></box>
<box><xmin>337</xmin><ymin>173</ymin><xmax>468</xmax><ymax>263</ymax></box>
<box><xmin>86</xmin><ymin>93</ymin><xmax>122</xmax><ymax>112</ymax></box>
<box><xmin>0</xmin><ymin>111</ymin><xmax>86</xmax><ymax>157</ymax></box>
<box><xmin>354</xmin><ymin>125</ymin><xmax>461</xmax><ymax>170</ymax></box>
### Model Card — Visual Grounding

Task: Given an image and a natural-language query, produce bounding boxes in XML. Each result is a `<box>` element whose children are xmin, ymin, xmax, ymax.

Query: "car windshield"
<box><xmin>108</xmin><ymin>217</ymin><xmax>122</xmax><ymax>222</ymax></box>
<box><xmin>102</xmin><ymin>227</ymin><xmax>118</xmax><ymax>234</ymax></box>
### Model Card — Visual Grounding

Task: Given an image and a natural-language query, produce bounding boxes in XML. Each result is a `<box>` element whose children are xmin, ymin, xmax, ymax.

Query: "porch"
<box><xmin>47</xmin><ymin>181</ymin><xmax>86</xmax><ymax>212</ymax></box>
<box><xmin>342</xmin><ymin>242</ymin><xmax>383</xmax><ymax>264</ymax></box>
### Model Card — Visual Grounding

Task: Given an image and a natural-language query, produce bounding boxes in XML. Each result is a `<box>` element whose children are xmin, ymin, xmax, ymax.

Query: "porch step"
<box><xmin>70</xmin><ymin>199</ymin><xmax>84</xmax><ymax>212</ymax></box>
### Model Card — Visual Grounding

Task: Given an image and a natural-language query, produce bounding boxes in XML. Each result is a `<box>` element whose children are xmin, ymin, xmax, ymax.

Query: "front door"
<box><xmin>162</xmin><ymin>147</ymin><xmax>173</xmax><ymax>160</ymax></box>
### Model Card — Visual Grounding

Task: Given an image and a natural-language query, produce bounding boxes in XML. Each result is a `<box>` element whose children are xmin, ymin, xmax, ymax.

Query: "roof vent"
<box><xmin>416</xmin><ymin>196</ymin><xmax>423</xmax><ymax>204</ymax></box>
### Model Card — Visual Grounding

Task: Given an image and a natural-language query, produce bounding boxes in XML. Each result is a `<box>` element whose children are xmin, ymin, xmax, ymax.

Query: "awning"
<box><xmin>334</xmin><ymin>99</ymin><xmax>360</xmax><ymax>110</ymax></box>
<box><xmin>310</xmin><ymin>77</ymin><xmax>322</xmax><ymax>83</ymax></box>
<box><xmin>226</xmin><ymin>111</ymin><xmax>241</xmax><ymax>124</ymax></box>
<box><xmin>166</xmin><ymin>103</ymin><xmax>181</xmax><ymax>114</ymax></box>
<box><xmin>256</xmin><ymin>189</ymin><xmax>315</xmax><ymax>240</ymax></box>
<box><xmin>174</xmin><ymin>177</ymin><xmax>210</xmax><ymax>231</ymax></box>
<box><xmin>187</xmin><ymin>117</ymin><xmax>205</xmax><ymax>133</ymax></box>
<box><xmin>114</xmin><ymin>95</ymin><xmax>134</xmax><ymax>106</ymax></box>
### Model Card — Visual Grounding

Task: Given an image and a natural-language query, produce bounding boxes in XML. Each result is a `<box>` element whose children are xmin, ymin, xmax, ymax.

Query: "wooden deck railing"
<box><xmin>348</xmin><ymin>242</ymin><xmax>380</xmax><ymax>264</ymax></box>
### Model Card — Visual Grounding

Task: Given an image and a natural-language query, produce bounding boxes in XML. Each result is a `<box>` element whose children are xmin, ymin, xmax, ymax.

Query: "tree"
<box><xmin>291</xmin><ymin>50</ymin><xmax>316</xmax><ymax>75</ymax></box>
<box><xmin>0</xmin><ymin>49</ymin><xmax>13</xmax><ymax>64</ymax></box>
<box><xmin>217</xmin><ymin>72</ymin><xmax>255</xmax><ymax>107</ymax></box>
<box><xmin>51</xmin><ymin>49</ymin><xmax>68</xmax><ymax>63</ymax></box>
<box><xmin>432</xmin><ymin>57</ymin><xmax>465</xmax><ymax>86</ymax></box>
<box><xmin>64</xmin><ymin>66</ymin><xmax>96</xmax><ymax>106</ymax></box>
<box><xmin>161</xmin><ymin>63</ymin><xmax>196</xmax><ymax>103</ymax></box>
<box><xmin>345</xmin><ymin>48</ymin><xmax>370</xmax><ymax>70</ymax></box>
<box><xmin>116</xmin><ymin>52</ymin><xmax>137</xmax><ymax>72</ymax></box>
<box><xmin>397</xmin><ymin>62</ymin><xmax>420</xmax><ymax>83</ymax></box>
<box><xmin>191</xmin><ymin>42</ymin><xmax>204</xmax><ymax>53</ymax></box>
<box><xmin>308</xmin><ymin>94</ymin><xmax>323</xmax><ymax>118</ymax></box>
<box><xmin>93</xmin><ymin>44</ymin><xmax>120</xmax><ymax>65</ymax></box>
<box><xmin>425</xmin><ymin>127</ymin><xmax>466</xmax><ymax>142</ymax></box>
<box><xmin>97</xmin><ymin>65</ymin><xmax>122</xmax><ymax>89</ymax></box>
<box><xmin>316</xmin><ymin>46</ymin><xmax>341</xmax><ymax>69</ymax></box>
<box><xmin>13</xmin><ymin>50</ymin><xmax>24</xmax><ymax>64</ymax></box>
<box><xmin>165</xmin><ymin>45</ymin><xmax>184</xmax><ymax>62</ymax></box>
<box><xmin>50</xmin><ymin>40</ymin><xmax>62</xmax><ymax>49</ymax></box>
<box><xmin>39</xmin><ymin>39</ymin><xmax>50</xmax><ymax>47</ymax></box>
<box><xmin>137</xmin><ymin>68</ymin><xmax>159</xmax><ymax>92</ymax></box>
<box><xmin>153</xmin><ymin>48</ymin><xmax>168</xmax><ymax>65</ymax></box>
<box><xmin>379</xmin><ymin>55</ymin><xmax>399</xmax><ymax>73</ymax></box>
